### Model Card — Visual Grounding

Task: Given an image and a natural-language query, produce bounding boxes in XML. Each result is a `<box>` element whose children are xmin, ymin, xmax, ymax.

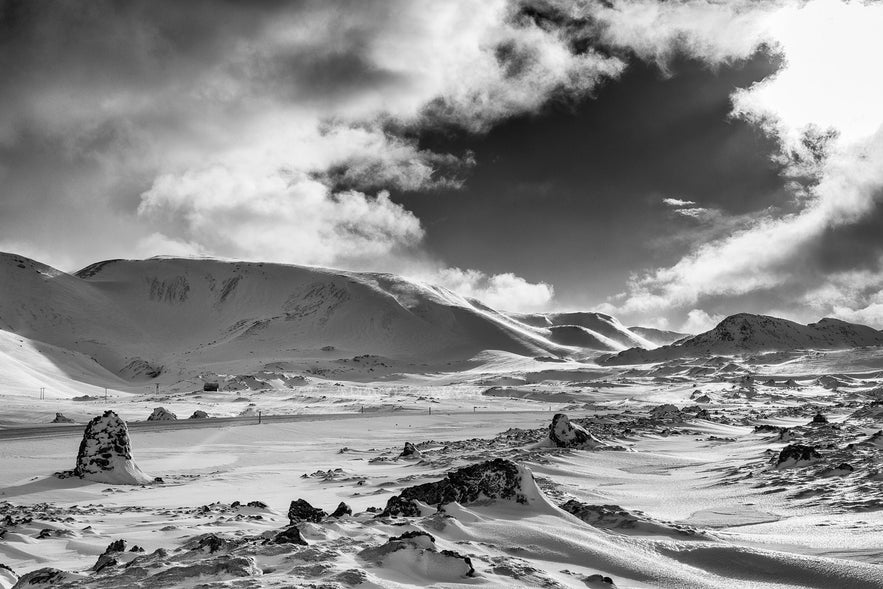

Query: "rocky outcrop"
<box><xmin>329</xmin><ymin>502</ymin><xmax>352</xmax><ymax>518</ymax></box>
<box><xmin>51</xmin><ymin>413</ymin><xmax>74</xmax><ymax>424</ymax></box>
<box><xmin>776</xmin><ymin>444</ymin><xmax>821</xmax><ymax>468</ymax></box>
<box><xmin>92</xmin><ymin>540</ymin><xmax>126</xmax><ymax>573</ymax></box>
<box><xmin>359</xmin><ymin>531</ymin><xmax>474</xmax><ymax>580</ymax></box>
<box><xmin>11</xmin><ymin>568</ymin><xmax>81</xmax><ymax>588</ymax></box>
<box><xmin>381</xmin><ymin>458</ymin><xmax>534</xmax><ymax>517</ymax></box>
<box><xmin>189</xmin><ymin>410</ymin><xmax>209</xmax><ymax>419</ymax></box>
<box><xmin>399</xmin><ymin>441</ymin><xmax>422</xmax><ymax>459</ymax></box>
<box><xmin>63</xmin><ymin>410</ymin><xmax>153</xmax><ymax>485</ymax></box>
<box><xmin>147</xmin><ymin>407</ymin><xmax>177</xmax><ymax>421</ymax></box>
<box><xmin>649</xmin><ymin>404</ymin><xmax>681</xmax><ymax>420</ymax></box>
<box><xmin>270</xmin><ymin>526</ymin><xmax>307</xmax><ymax>545</ymax></box>
<box><xmin>287</xmin><ymin>499</ymin><xmax>326</xmax><ymax>524</ymax></box>
<box><xmin>549</xmin><ymin>414</ymin><xmax>605</xmax><ymax>449</ymax></box>
<box><xmin>812</xmin><ymin>412</ymin><xmax>828</xmax><ymax>424</ymax></box>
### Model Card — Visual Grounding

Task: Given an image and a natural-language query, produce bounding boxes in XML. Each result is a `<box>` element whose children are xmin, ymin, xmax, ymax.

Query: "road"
<box><xmin>0</xmin><ymin>409</ymin><xmax>550</xmax><ymax>441</ymax></box>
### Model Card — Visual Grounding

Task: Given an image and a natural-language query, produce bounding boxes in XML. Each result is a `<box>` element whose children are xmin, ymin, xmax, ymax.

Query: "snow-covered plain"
<box><xmin>1</xmin><ymin>254</ymin><xmax>882</xmax><ymax>588</ymax></box>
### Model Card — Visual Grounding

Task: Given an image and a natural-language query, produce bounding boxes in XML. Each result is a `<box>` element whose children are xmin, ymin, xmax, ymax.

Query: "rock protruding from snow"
<box><xmin>287</xmin><ymin>499</ymin><xmax>326</xmax><ymax>524</ymax></box>
<box><xmin>811</xmin><ymin>412</ymin><xmax>828</xmax><ymax>424</ymax></box>
<box><xmin>648</xmin><ymin>404</ymin><xmax>681</xmax><ymax>421</ymax></box>
<box><xmin>69</xmin><ymin>410</ymin><xmax>153</xmax><ymax>485</ymax></box>
<box><xmin>189</xmin><ymin>410</ymin><xmax>209</xmax><ymax>419</ymax></box>
<box><xmin>359</xmin><ymin>531</ymin><xmax>474</xmax><ymax>581</ymax></box>
<box><xmin>51</xmin><ymin>413</ymin><xmax>74</xmax><ymax>423</ymax></box>
<box><xmin>399</xmin><ymin>441</ymin><xmax>422</xmax><ymax>459</ymax></box>
<box><xmin>330</xmin><ymin>502</ymin><xmax>352</xmax><ymax>518</ymax></box>
<box><xmin>381</xmin><ymin>458</ymin><xmax>539</xmax><ymax>517</ymax></box>
<box><xmin>776</xmin><ymin>444</ymin><xmax>821</xmax><ymax>468</ymax></box>
<box><xmin>270</xmin><ymin>526</ymin><xmax>307</xmax><ymax>545</ymax></box>
<box><xmin>0</xmin><ymin>564</ymin><xmax>18</xmax><ymax>589</ymax></box>
<box><xmin>549</xmin><ymin>414</ymin><xmax>605</xmax><ymax>449</ymax></box>
<box><xmin>147</xmin><ymin>407</ymin><xmax>177</xmax><ymax>421</ymax></box>
<box><xmin>10</xmin><ymin>568</ymin><xmax>82</xmax><ymax>588</ymax></box>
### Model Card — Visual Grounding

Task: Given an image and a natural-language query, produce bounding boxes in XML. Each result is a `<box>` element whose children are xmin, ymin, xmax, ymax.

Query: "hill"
<box><xmin>604</xmin><ymin>313</ymin><xmax>883</xmax><ymax>364</ymax></box>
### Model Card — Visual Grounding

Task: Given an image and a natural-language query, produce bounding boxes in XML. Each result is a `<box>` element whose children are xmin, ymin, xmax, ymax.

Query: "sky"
<box><xmin>2</xmin><ymin>0</ymin><xmax>883</xmax><ymax>332</ymax></box>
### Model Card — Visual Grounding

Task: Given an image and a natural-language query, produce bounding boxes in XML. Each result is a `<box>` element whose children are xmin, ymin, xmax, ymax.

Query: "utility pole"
<box><xmin>258</xmin><ymin>410</ymin><xmax>262</xmax><ymax>424</ymax></box>
<box><xmin>104</xmin><ymin>387</ymin><xmax>108</xmax><ymax>402</ymax></box>
<box><xmin>40</xmin><ymin>387</ymin><xmax>45</xmax><ymax>400</ymax></box>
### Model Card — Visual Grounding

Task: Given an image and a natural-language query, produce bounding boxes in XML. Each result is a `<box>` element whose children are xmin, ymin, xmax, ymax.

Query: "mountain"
<box><xmin>627</xmin><ymin>326</ymin><xmax>688</xmax><ymax>347</ymax></box>
<box><xmin>0</xmin><ymin>253</ymin><xmax>659</xmax><ymax>385</ymax></box>
<box><xmin>605</xmin><ymin>313</ymin><xmax>883</xmax><ymax>364</ymax></box>
<box><xmin>509</xmin><ymin>312</ymin><xmax>656</xmax><ymax>351</ymax></box>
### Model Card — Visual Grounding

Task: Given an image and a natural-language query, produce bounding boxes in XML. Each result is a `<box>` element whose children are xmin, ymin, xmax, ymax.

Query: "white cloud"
<box><xmin>662</xmin><ymin>197</ymin><xmax>696</xmax><ymax>207</ymax></box>
<box><xmin>680</xmin><ymin>309</ymin><xmax>723</xmax><ymax>334</ymax></box>
<box><xmin>433</xmin><ymin>267</ymin><xmax>554</xmax><ymax>312</ymax></box>
<box><xmin>600</xmin><ymin>0</ymin><xmax>883</xmax><ymax>326</ymax></box>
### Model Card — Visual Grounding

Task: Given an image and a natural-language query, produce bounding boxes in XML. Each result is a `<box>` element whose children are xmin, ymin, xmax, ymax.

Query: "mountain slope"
<box><xmin>605</xmin><ymin>313</ymin><xmax>883</xmax><ymax>364</ymax></box>
<box><xmin>1</xmin><ymin>253</ymin><xmax>585</xmax><ymax>381</ymax></box>
<box><xmin>510</xmin><ymin>311</ymin><xmax>655</xmax><ymax>351</ymax></box>
<box><xmin>628</xmin><ymin>326</ymin><xmax>689</xmax><ymax>347</ymax></box>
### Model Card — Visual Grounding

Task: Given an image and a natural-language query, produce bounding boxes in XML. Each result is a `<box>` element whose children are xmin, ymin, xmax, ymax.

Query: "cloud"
<box><xmin>0</xmin><ymin>0</ymin><xmax>629</xmax><ymax>310</ymax></box>
<box><xmin>433</xmin><ymin>267</ymin><xmax>555</xmax><ymax>312</ymax></box>
<box><xmin>596</xmin><ymin>0</ymin><xmax>883</xmax><ymax>327</ymax></box>
<box><xmin>680</xmin><ymin>309</ymin><xmax>723</xmax><ymax>334</ymax></box>
<box><xmin>662</xmin><ymin>197</ymin><xmax>697</xmax><ymax>207</ymax></box>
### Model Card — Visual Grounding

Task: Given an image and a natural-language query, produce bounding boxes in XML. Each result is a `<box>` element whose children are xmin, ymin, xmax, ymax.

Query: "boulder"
<box><xmin>330</xmin><ymin>502</ymin><xmax>352</xmax><ymax>518</ymax></box>
<box><xmin>287</xmin><ymin>499</ymin><xmax>326</xmax><ymax>524</ymax></box>
<box><xmin>270</xmin><ymin>526</ymin><xmax>307</xmax><ymax>545</ymax></box>
<box><xmin>549</xmin><ymin>414</ymin><xmax>605</xmax><ymax>449</ymax></box>
<box><xmin>648</xmin><ymin>404</ymin><xmax>681</xmax><ymax>420</ymax></box>
<box><xmin>359</xmin><ymin>531</ymin><xmax>474</xmax><ymax>580</ymax></box>
<box><xmin>147</xmin><ymin>407</ymin><xmax>177</xmax><ymax>421</ymax></box>
<box><xmin>189</xmin><ymin>410</ymin><xmax>209</xmax><ymax>419</ymax></box>
<box><xmin>811</xmin><ymin>412</ymin><xmax>828</xmax><ymax>424</ymax></box>
<box><xmin>399</xmin><ymin>441</ymin><xmax>422</xmax><ymax>459</ymax></box>
<box><xmin>381</xmin><ymin>458</ymin><xmax>536</xmax><ymax>517</ymax></box>
<box><xmin>776</xmin><ymin>444</ymin><xmax>821</xmax><ymax>468</ymax></box>
<box><xmin>51</xmin><ymin>413</ymin><xmax>74</xmax><ymax>424</ymax></box>
<box><xmin>92</xmin><ymin>539</ymin><xmax>126</xmax><ymax>573</ymax></box>
<box><xmin>65</xmin><ymin>410</ymin><xmax>153</xmax><ymax>485</ymax></box>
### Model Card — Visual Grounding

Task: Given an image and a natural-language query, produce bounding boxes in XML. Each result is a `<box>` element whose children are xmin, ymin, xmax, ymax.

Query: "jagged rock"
<box><xmin>63</xmin><ymin>410</ymin><xmax>152</xmax><ymax>485</ymax></box>
<box><xmin>549</xmin><ymin>414</ymin><xmax>605</xmax><ymax>448</ymax></box>
<box><xmin>399</xmin><ymin>441</ymin><xmax>422</xmax><ymax>459</ymax></box>
<box><xmin>189</xmin><ymin>410</ymin><xmax>209</xmax><ymax>419</ymax></box>
<box><xmin>777</xmin><ymin>428</ymin><xmax>796</xmax><ymax>441</ymax></box>
<box><xmin>271</xmin><ymin>526</ymin><xmax>307</xmax><ymax>545</ymax></box>
<box><xmin>330</xmin><ymin>502</ymin><xmax>352</xmax><ymax>518</ymax></box>
<box><xmin>92</xmin><ymin>539</ymin><xmax>126</xmax><ymax>572</ymax></box>
<box><xmin>11</xmin><ymin>568</ymin><xmax>81</xmax><ymax>588</ymax></box>
<box><xmin>147</xmin><ymin>407</ymin><xmax>177</xmax><ymax>421</ymax></box>
<box><xmin>359</xmin><ymin>531</ymin><xmax>474</xmax><ymax>579</ymax></box>
<box><xmin>648</xmin><ymin>404</ymin><xmax>681</xmax><ymax>420</ymax></box>
<box><xmin>51</xmin><ymin>413</ymin><xmax>74</xmax><ymax>424</ymax></box>
<box><xmin>287</xmin><ymin>499</ymin><xmax>326</xmax><ymax>524</ymax></box>
<box><xmin>381</xmin><ymin>458</ymin><xmax>534</xmax><ymax>517</ymax></box>
<box><xmin>776</xmin><ymin>444</ymin><xmax>821</xmax><ymax>468</ymax></box>
<box><xmin>785</xmin><ymin>378</ymin><xmax>798</xmax><ymax>387</ymax></box>
<box><xmin>246</xmin><ymin>501</ymin><xmax>267</xmax><ymax>509</ymax></box>
<box><xmin>754</xmin><ymin>424</ymin><xmax>780</xmax><ymax>433</ymax></box>
<box><xmin>811</xmin><ymin>412</ymin><xmax>828</xmax><ymax>424</ymax></box>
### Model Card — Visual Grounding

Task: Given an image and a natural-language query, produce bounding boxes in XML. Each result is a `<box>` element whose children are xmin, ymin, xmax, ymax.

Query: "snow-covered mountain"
<box><xmin>0</xmin><ymin>253</ymin><xmax>663</xmax><ymax>385</ymax></box>
<box><xmin>605</xmin><ymin>313</ymin><xmax>883</xmax><ymax>364</ymax></box>
<box><xmin>627</xmin><ymin>326</ymin><xmax>688</xmax><ymax>346</ymax></box>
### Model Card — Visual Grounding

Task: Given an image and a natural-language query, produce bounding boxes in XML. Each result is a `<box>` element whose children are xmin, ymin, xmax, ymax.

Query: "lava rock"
<box><xmin>147</xmin><ymin>407</ymin><xmax>177</xmax><ymax>421</ymax></box>
<box><xmin>330</xmin><ymin>502</ymin><xmax>352</xmax><ymax>518</ymax></box>
<box><xmin>776</xmin><ymin>444</ymin><xmax>821</xmax><ymax>468</ymax></box>
<box><xmin>64</xmin><ymin>410</ymin><xmax>153</xmax><ymax>485</ymax></box>
<box><xmin>271</xmin><ymin>526</ymin><xmax>308</xmax><ymax>545</ymax></box>
<box><xmin>399</xmin><ymin>441</ymin><xmax>422</xmax><ymax>459</ymax></box>
<box><xmin>549</xmin><ymin>414</ymin><xmax>605</xmax><ymax>448</ymax></box>
<box><xmin>287</xmin><ymin>499</ymin><xmax>327</xmax><ymax>524</ymax></box>
<box><xmin>381</xmin><ymin>458</ymin><xmax>532</xmax><ymax>517</ymax></box>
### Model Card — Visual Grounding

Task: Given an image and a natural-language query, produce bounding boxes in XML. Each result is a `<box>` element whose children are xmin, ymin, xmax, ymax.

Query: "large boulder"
<box><xmin>381</xmin><ymin>458</ymin><xmax>539</xmax><ymax>517</ymax></box>
<box><xmin>68</xmin><ymin>410</ymin><xmax>153</xmax><ymax>485</ymax></box>
<box><xmin>147</xmin><ymin>407</ymin><xmax>177</xmax><ymax>421</ymax></box>
<box><xmin>287</xmin><ymin>499</ymin><xmax>326</xmax><ymax>524</ymax></box>
<box><xmin>549</xmin><ymin>414</ymin><xmax>605</xmax><ymax>449</ymax></box>
<box><xmin>775</xmin><ymin>444</ymin><xmax>821</xmax><ymax>468</ymax></box>
<box><xmin>358</xmin><ymin>531</ymin><xmax>474</xmax><ymax>581</ymax></box>
<box><xmin>399</xmin><ymin>442</ymin><xmax>422</xmax><ymax>459</ymax></box>
<box><xmin>189</xmin><ymin>410</ymin><xmax>209</xmax><ymax>419</ymax></box>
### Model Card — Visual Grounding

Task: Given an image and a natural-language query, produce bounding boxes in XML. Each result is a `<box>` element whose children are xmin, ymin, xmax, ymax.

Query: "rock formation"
<box><xmin>548</xmin><ymin>414</ymin><xmax>606</xmax><ymax>449</ymax></box>
<box><xmin>51</xmin><ymin>413</ymin><xmax>74</xmax><ymax>423</ymax></box>
<box><xmin>381</xmin><ymin>458</ymin><xmax>535</xmax><ymax>517</ymax></box>
<box><xmin>189</xmin><ymin>410</ymin><xmax>209</xmax><ymax>419</ymax></box>
<box><xmin>147</xmin><ymin>407</ymin><xmax>177</xmax><ymax>421</ymax></box>
<box><xmin>65</xmin><ymin>410</ymin><xmax>153</xmax><ymax>485</ymax></box>
<box><xmin>358</xmin><ymin>531</ymin><xmax>474</xmax><ymax>579</ymax></box>
<box><xmin>776</xmin><ymin>444</ymin><xmax>821</xmax><ymax>468</ymax></box>
<box><xmin>287</xmin><ymin>499</ymin><xmax>326</xmax><ymax>524</ymax></box>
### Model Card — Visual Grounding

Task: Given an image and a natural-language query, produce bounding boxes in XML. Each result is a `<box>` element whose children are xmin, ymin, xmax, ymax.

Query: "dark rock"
<box><xmin>37</xmin><ymin>529</ymin><xmax>52</xmax><ymax>539</ymax></box>
<box><xmin>271</xmin><ymin>526</ymin><xmax>308</xmax><ymax>545</ymax></box>
<box><xmin>549</xmin><ymin>414</ymin><xmax>604</xmax><ymax>448</ymax></box>
<box><xmin>246</xmin><ymin>501</ymin><xmax>267</xmax><ymax>509</ymax></box>
<box><xmin>585</xmin><ymin>573</ymin><xmax>618</xmax><ymax>587</ymax></box>
<box><xmin>399</xmin><ymin>442</ymin><xmax>421</xmax><ymax>458</ymax></box>
<box><xmin>11</xmin><ymin>567</ymin><xmax>79</xmax><ymax>587</ymax></box>
<box><xmin>330</xmin><ymin>502</ymin><xmax>352</xmax><ymax>518</ymax></box>
<box><xmin>812</xmin><ymin>413</ymin><xmax>828</xmax><ymax>424</ymax></box>
<box><xmin>287</xmin><ymin>498</ymin><xmax>327</xmax><ymax>524</ymax></box>
<box><xmin>189</xmin><ymin>410</ymin><xmax>209</xmax><ymax>419</ymax></box>
<box><xmin>381</xmin><ymin>458</ymin><xmax>530</xmax><ymax>517</ymax></box>
<box><xmin>776</xmin><ymin>444</ymin><xmax>821</xmax><ymax>468</ymax></box>
<box><xmin>51</xmin><ymin>413</ymin><xmax>74</xmax><ymax>424</ymax></box>
<box><xmin>147</xmin><ymin>407</ymin><xmax>177</xmax><ymax>421</ymax></box>
<box><xmin>64</xmin><ymin>410</ymin><xmax>152</xmax><ymax>485</ymax></box>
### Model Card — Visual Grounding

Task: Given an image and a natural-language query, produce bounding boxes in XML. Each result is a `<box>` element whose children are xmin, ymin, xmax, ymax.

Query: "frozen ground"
<box><xmin>1</xmin><ymin>350</ymin><xmax>881</xmax><ymax>588</ymax></box>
